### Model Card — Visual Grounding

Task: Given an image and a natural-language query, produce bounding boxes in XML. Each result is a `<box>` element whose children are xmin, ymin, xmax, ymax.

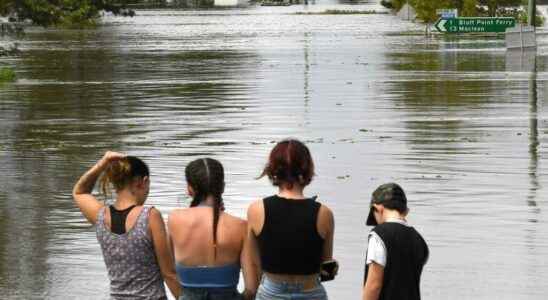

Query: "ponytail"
<box><xmin>100</xmin><ymin>156</ymin><xmax>149</xmax><ymax>198</ymax></box>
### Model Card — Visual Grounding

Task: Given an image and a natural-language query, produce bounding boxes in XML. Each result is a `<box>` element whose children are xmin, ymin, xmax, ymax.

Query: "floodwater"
<box><xmin>1</xmin><ymin>1</ymin><xmax>547</xmax><ymax>299</ymax></box>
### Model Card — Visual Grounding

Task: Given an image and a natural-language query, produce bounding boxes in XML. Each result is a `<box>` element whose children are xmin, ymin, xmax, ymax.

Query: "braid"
<box><xmin>185</xmin><ymin>158</ymin><xmax>225</xmax><ymax>261</ymax></box>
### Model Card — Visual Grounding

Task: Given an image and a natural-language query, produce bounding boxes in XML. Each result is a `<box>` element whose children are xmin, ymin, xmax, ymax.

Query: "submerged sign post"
<box><xmin>435</xmin><ymin>17</ymin><xmax>516</xmax><ymax>33</ymax></box>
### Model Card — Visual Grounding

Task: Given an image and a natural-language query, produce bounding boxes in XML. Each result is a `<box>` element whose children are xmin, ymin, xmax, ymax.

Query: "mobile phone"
<box><xmin>320</xmin><ymin>260</ymin><xmax>338</xmax><ymax>282</ymax></box>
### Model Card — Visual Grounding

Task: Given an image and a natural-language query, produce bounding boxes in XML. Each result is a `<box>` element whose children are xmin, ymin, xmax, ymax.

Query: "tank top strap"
<box><xmin>96</xmin><ymin>206</ymin><xmax>107</xmax><ymax>224</ymax></box>
<box><xmin>135</xmin><ymin>206</ymin><xmax>152</xmax><ymax>232</ymax></box>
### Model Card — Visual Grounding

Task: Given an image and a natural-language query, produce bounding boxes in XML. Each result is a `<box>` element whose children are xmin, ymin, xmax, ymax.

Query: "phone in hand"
<box><xmin>320</xmin><ymin>260</ymin><xmax>338</xmax><ymax>282</ymax></box>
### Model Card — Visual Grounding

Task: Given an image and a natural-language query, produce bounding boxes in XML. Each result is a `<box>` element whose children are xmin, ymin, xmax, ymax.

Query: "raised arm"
<box><xmin>149</xmin><ymin>208</ymin><xmax>181</xmax><ymax>298</ymax></box>
<box><xmin>72</xmin><ymin>151</ymin><xmax>124</xmax><ymax>224</ymax></box>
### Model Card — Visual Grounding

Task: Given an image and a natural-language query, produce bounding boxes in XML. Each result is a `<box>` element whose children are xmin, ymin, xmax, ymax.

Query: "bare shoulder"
<box><xmin>225</xmin><ymin>212</ymin><xmax>247</xmax><ymax>225</ymax></box>
<box><xmin>316</xmin><ymin>202</ymin><xmax>334</xmax><ymax>237</ymax></box>
<box><xmin>148</xmin><ymin>206</ymin><xmax>165</xmax><ymax>222</ymax></box>
<box><xmin>167</xmin><ymin>207</ymin><xmax>192</xmax><ymax>226</ymax></box>
<box><xmin>222</xmin><ymin>212</ymin><xmax>248</xmax><ymax>238</ymax></box>
<box><xmin>246</xmin><ymin>199</ymin><xmax>264</xmax><ymax>218</ymax></box>
<box><xmin>318</xmin><ymin>203</ymin><xmax>334</xmax><ymax>220</ymax></box>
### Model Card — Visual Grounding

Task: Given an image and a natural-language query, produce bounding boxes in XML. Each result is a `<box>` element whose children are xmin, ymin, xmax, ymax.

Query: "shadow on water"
<box><xmin>506</xmin><ymin>49</ymin><xmax>541</xmax><ymax>213</ymax></box>
<box><xmin>525</xmin><ymin>52</ymin><xmax>540</xmax><ymax>216</ymax></box>
<box><xmin>382</xmin><ymin>39</ymin><xmax>506</xmax><ymax>158</ymax></box>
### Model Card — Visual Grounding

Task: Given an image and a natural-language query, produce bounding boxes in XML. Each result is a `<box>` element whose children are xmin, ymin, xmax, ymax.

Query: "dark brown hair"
<box><xmin>100</xmin><ymin>156</ymin><xmax>149</xmax><ymax>198</ymax></box>
<box><xmin>185</xmin><ymin>158</ymin><xmax>224</xmax><ymax>258</ymax></box>
<box><xmin>260</xmin><ymin>139</ymin><xmax>315</xmax><ymax>189</ymax></box>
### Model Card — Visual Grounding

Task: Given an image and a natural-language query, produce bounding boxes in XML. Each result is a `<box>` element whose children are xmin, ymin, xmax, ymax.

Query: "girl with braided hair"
<box><xmin>168</xmin><ymin>158</ymin><xmax>258</xmax><ymax>300</ymax></box>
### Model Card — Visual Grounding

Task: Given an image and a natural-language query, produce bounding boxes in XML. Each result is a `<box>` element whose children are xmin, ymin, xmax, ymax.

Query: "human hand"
<box><xmin>320</xmin><ymin>259</ymin><xmax>338</xmax><ymax>281</ymax></box>
<box><xmin>99</xmin><ymin>151</ymin><xmax>125</xmax><ymax>165</ymax></box>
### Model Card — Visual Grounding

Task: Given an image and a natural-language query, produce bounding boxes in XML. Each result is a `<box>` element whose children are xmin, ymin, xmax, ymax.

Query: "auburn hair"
<box><xmin>260</xmin><ymin>139</ymin><xmax>315</xmax><ymax>189</ymax></box>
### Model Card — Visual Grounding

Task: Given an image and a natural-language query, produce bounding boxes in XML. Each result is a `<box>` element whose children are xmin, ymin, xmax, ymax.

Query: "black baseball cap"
<box><xmin>366</xmin><ymin>183</ymin><xmax>408</xmax><ymax>226</ymax></box>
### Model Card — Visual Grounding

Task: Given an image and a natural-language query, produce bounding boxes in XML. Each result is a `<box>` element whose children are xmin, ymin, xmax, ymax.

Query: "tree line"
<box><xmin>0</xmin><ymin>0</ymin><xmax>135</xmax><ymax>27</ymax></box>
<box><xmin>381</xmin><ymin>0</ymin><xmax>532</xmax><ymax>23</ymax></box>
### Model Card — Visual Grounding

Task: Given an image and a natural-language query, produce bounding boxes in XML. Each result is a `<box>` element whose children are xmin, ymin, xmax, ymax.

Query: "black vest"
<box><xmin>364</xmin><ymin>222</ymin><xmax>429</xmax><ymax>300</ymax></box>
<box><xmin>257</xmin><ymin>195</ymin><xmax>324</xmax><ymax>275</ymax></box>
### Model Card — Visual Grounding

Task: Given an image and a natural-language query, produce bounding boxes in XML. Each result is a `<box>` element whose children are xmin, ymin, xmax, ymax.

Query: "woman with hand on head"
<box><xmin>168</xmin><ymin>158</ymin><xmax>258</xmax><ymax>300</ymax></box>
<box><xmin>73</xmin><ymin>151</ymin><xmax>181</xmax><ymax>299</ymax></box>
<box><xmin>247</xmin><ymin>139</ymin><xmax>337</xmax><ymax>300</ymax></box>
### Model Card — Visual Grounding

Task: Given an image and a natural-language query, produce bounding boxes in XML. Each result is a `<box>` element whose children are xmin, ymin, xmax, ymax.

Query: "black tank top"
<box><xmin>109</xmin><ymin>205</ymin><xmax>136</xmax><ymax>234</ymax></box>
<box><xmin>257</xmin><ymin>195</ymin><xmax>324</xmax><ymax>275</ymax></box>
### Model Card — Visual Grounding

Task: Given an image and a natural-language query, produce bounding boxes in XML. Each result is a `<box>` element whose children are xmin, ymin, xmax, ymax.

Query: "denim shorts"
<box><xmin>255</xmin><ymin>275</ymin><xmax>328</xmax><ymax>300</ymax></box>
<box><xmin>178</xmin><ymin>287</ymin><xmax>242</xmax><ymax>300</ymax></box>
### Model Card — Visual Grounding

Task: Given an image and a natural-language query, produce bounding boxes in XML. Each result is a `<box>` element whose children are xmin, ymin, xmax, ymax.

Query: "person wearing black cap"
<box><xmin>362</xmin><ymin>183</ymin><xmax>429</xmax><ymax>300</ymax></box>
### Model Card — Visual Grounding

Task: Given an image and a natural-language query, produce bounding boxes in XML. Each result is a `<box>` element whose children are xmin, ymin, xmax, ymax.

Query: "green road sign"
<box><xmin>435</xmin><ymin>17</ymin><xmax>516</xmax><ymax>33</ymax></box>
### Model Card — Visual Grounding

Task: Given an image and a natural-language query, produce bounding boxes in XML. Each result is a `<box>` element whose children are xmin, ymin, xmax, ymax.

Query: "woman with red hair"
<box><xmin>247</xmin><ymin>139</ymin><xmax>336</xmax><ymax>299</ymax></box>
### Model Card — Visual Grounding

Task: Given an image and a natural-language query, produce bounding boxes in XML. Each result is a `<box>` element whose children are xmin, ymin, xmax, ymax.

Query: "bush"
<box><xmin>0</xmin><ymin>67</ymin><xmax>16</xmax><ymax>82</ymax></box>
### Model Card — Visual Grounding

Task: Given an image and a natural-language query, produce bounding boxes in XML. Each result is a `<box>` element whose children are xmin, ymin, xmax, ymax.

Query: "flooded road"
<box><xmin>1</xmin><ymin>2</ymin><xmax>547</xmax><ymax>299</ymax></box>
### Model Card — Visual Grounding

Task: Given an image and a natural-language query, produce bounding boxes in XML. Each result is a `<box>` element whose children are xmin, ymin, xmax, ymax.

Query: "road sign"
<box><xmin>435</xmin><ymin>17</ymin><xmax>516</xmax><ymax>33</ymax></box>
<box><xmin>436</xmin><ymin>9</ymin><xmax>458</xmax><ymax>19</ymax></box>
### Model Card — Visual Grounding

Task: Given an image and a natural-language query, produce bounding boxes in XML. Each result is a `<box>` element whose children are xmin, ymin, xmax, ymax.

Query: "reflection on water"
<box><xmin>1</xmin><ymin>5</ymin><xmax>547</xmax><ymax>299</ymax></box>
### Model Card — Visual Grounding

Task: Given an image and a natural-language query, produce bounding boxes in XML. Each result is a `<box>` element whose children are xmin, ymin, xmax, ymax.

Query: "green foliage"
<box><xmin>516</xmin><ymin>8</ymin><xmax>545</xmax><ymax>26</ymax></box>
<box><xmin>461</xmin><ymin>0</ymin><xmax>478</xmax><ymax>16</ymax></box>
<box><xmin>411</xmin><ymin>0</ymin><xmax>452</xmax><ymax>23</ymax></box>
<box><xmin>0</xmin><ymin>1</ymin><xmax>134</xmax><ymax>28</ymax></box>
<box><xmin>0</xmin><ymin>67</ymin><xmax>16</xmax><ymax>82</ymax></box>
<box><xmin>478</xmin><ymin>0</ymin><xmax>522</xmax><ymax>16</ymax></box>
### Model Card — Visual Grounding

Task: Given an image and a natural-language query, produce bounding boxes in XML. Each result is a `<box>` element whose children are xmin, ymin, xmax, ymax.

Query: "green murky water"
<box><xmin>1</xmin><ymin>2</ymin><xmax>547</xmax><ymax>299</ymax></box>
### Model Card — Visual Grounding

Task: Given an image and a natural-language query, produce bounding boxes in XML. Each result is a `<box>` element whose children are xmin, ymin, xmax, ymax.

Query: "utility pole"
<box><xmin>528</xmin><ymin>0</ymin><xmax>536</xmax><ymax>27</ymax></box>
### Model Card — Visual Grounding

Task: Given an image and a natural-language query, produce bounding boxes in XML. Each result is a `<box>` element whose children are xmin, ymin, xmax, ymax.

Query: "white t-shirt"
<box><xmin>365</xmin><ymin>218</ymin><xmax>412</xmax><ymax>267</ymax></box>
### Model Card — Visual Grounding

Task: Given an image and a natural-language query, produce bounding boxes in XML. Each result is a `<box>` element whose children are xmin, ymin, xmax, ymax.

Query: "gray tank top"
<box><xmin>96</xmin><ymin>206</ymin><xmax>167</xmax><ymax>299</ymax></box>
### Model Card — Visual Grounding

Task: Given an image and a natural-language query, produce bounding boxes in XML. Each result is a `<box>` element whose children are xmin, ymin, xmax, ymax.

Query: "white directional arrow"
<box><xmin>435</xmin><ymin>19</ymin><xmax>447</xmax><ymax>32</ymax></box>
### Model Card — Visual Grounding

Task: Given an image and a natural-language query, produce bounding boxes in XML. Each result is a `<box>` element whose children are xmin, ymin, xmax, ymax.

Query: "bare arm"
<box><xmin>149</xmin><ymin>208</ymin><xmax>181</xmax><ymax>298</ymax></box>
<box><xmin>363</xmin><ymin>262</ymin><xmax>384</xmax><ymax>300</ymax></box>
<box><xmin>72</xmin><ymin>151</ymin><xmax>124</xmax><ymax>224</ymax></box>
<box><xmin>244</xmin><ymin>200</ymin><xmax>264</xmax><ymax>297</ymax></box>
<box><xmin>318</xmin><ymin>205</ymin><xmax>335</xmax><ymax>261</ymax></box>
<box><xmin>241</xmin><ymin>220</ymin><xmax>259</xmax><ymax>300</ymax></box>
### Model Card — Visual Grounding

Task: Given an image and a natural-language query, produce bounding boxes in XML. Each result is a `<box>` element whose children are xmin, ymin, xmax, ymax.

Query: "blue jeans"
<box><xmin>178</xmin><ymin>287</ymin><xmax>242</xmax><ymax>300</ymax></box>
<box><xmin>255</xmin><ymin>275</ymin><xmax>328</xmax><ymax>300</ymax></box>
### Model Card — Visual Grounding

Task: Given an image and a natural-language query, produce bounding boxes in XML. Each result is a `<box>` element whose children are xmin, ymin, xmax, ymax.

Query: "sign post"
<box><xmin>528</xmin><ymin>0</ymin><xmax>536</xmax><ymax>26</ymax></box>
<box><xmin>435</xmin><ymin>17</ymin><xmax>516</xmax><ymax>33</ymax></box>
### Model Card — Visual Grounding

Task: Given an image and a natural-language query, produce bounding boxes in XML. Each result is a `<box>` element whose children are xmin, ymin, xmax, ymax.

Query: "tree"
<box><xmin>0</xmin><ymin>0</ymin><xmax>134</xmax><ymax>28</ymax></box>
<box><xmin>380</xmin><ymin>0</ymin><xmax>408</xmax><ymax>11</ymax></box>
<box><xmin>411</xmin><ymin>0</ymin><xmax>452</xmax><ymax>23</ymax></box>
<box><xmin>461</xmin><ymin>0</ymin><xmax>478</xmax><ymax>16</ymax></box>
<box><xmin>478</xmin><ymin>0</ymin><xmax>522</xmax><ymax>16</ymax></box>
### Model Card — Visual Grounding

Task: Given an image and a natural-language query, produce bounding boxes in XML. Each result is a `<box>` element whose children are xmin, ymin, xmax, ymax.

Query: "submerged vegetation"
<box><xmin>0</xmin><ymin>67</ymin><xmax>16</xmax><ymax>82</ymax></box>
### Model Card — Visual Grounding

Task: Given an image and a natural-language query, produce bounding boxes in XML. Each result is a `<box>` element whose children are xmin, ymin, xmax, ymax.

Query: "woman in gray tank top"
<box><xmin>73</xmin><ymin>151</ymin><xmax>181</xmax><ymax>299</ymax></box>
